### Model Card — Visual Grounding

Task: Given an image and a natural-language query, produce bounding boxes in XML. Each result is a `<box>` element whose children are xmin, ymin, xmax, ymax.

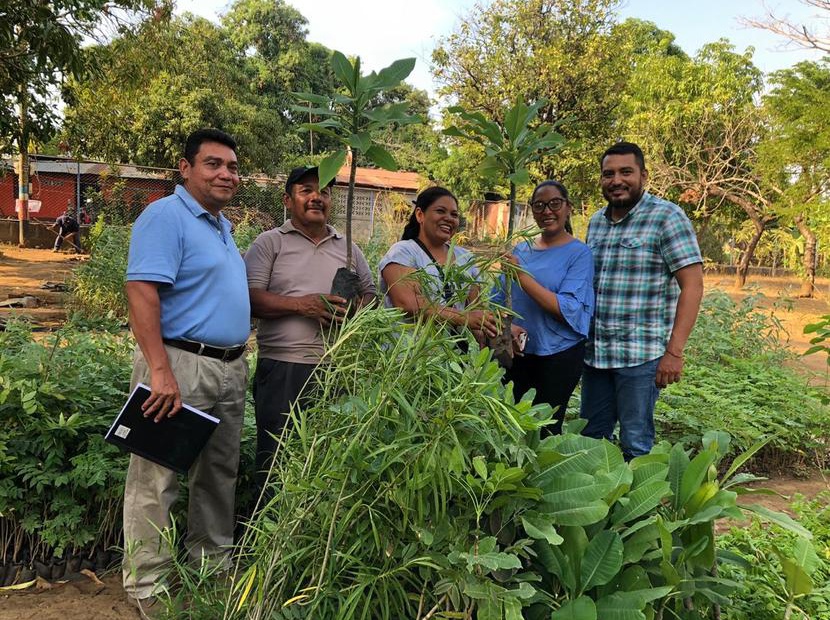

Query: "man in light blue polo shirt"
<box><xmin>122</xmin><ymin>128</ymin><xmax>250</xmax><ymax>618</ymax></box>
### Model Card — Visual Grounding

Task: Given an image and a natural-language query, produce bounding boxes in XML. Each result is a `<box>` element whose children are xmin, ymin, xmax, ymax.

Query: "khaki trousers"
<box><xmin>122</xmin><ymin>345</ymin><xmax>247</xmax><ymax>599</ymax></box>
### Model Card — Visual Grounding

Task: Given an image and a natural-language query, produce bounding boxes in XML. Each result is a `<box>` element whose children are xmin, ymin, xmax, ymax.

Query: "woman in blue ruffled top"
<box><xmin>496</xmin><ymin>180</ymin><xmax>595</xmax><ymax>435</ymax></box>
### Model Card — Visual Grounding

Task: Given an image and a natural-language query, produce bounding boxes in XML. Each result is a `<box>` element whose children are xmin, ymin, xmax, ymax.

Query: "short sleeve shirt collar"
<box><xmin>174</xmin><ymin>185</ymin><xmax>231</xmax><ymax>234</ymax></box>
<box><xmin>278</xmin><ymin>219</ymin><xmax>342</xmax><ymax>243</ymax></box>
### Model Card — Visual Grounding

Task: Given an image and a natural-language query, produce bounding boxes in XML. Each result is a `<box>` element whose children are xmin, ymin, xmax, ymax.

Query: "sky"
<box><xmin>177</xmin><ymin>0</ymin><xmax>827</xmax><ymax>96</ymax></box>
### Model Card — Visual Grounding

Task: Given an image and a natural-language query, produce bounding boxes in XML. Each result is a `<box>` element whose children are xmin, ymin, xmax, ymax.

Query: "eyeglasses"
<box><xmin>530</xmin><ymin>198</ymin><xmax>567</xmax><ymax>213</ymax></box>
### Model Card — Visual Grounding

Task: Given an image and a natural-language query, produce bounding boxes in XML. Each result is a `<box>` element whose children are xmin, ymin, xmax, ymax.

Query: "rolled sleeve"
<box><xmin>555</xmin><ymin>247</ymin><xmax>594</xmax><ymax>338</ymax></box>
<box><xmin>244</xmin><ymin>232</ymin><xmax>279</xmax><ymax>290</ymax></box>
<box><xmin>660</xmin><ymin>213</ymin><xmax>702</xmax><ymax>274</ymax></box>
<box><xmin>126</xmin><ymin>204</ymin><xmax>181</xmax><ymax>284</ymax></box>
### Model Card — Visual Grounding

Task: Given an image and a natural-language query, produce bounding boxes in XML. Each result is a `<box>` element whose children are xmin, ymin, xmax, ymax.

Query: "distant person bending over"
<box><xmin>581</xmin><ymin>141</ymin><xmax>704</xmax><ymax>460</ymax></box>
<box><xmin>51</xmin><ymin>208</ymin><xmax>81</xmax><ymax>253</ymax></box>
<box><xmin>378</xmin><ymin>186</ymin><xmax>499</xmax><ymax>342</ymax></box>
<box><xmin>495</xmin><ymin>180</ymin><xmax>594</xmax><ymax>435</ymax></box>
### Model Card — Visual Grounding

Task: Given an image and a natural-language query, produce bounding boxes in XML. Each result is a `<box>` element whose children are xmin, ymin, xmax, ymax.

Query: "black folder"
<box><xmin>105</xmin><ymin>383</ymin><xmax>220</xmax><ymax>474</ymax></box>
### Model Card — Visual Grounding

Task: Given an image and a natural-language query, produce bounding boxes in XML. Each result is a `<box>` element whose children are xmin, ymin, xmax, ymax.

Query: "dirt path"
<box><xmin>0</xmin><ymin>245</ymin><xmax>80</xmax><ymax>327</ymax></box>
<box><xmin>704</xmin><ymin>272</ymin><xmax>830</xmax><ymax>380</ymax></box>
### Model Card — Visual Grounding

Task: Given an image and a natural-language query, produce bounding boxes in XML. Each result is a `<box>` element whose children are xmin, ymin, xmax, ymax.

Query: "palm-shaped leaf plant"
<box><xmin>292</xmin><ymin>51</ymin><xmax>422</xmax><ymax>300</ymax></box>
<box><xmin>444</xmin><ymin>98</ymin><xmax>567</xmax><ymax>362</ymax></box>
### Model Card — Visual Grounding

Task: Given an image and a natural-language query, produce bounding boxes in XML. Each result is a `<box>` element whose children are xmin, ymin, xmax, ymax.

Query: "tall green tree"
<box><xmin>0</xmin><ymin>0</ymin><xmax>152</xmax><ymax>150</ymax></box>
<box><xmin>61</xmin><ymin>8</ymin><xmax>288</xmax><ymax>171</ymax></box>
<box><xmin>761</xmin><ymin>60</ymin><xmax>830</xmax><ymax>296</ymax></box>
<box><xmin>432</xmin><ymin>0</ymin><xmax>625</xmax><ymax>201</ymax></box>
<box><xmin>619</xmin><ymin>38</ymin><xmax>771</xmax><ymax>286</ymax></box>
<box><xmin>0</xmin><ymin>0</ymin><xmax>152</xmax><ymax>160</ymax></box>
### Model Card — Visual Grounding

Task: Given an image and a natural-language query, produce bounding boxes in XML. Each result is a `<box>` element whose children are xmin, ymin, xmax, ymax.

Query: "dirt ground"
<box><xmin>1</xmin><ymin>245</ymin><xmax>828</xmax><ymax>619</ymax></box>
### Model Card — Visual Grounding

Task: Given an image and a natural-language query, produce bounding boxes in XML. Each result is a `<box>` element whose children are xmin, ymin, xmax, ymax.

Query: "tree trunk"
<box><xmin>794</xmin><ymin>213</ymin><xmax>817</xmax><ymax>298</ymax></box>
<box><xmin>345</xmin><ymin>155</ymin><xmax>357</xmax><ymax>271</ymax></box>
<box><xmin>736</xmin><ymin>221</ymin><xmax>765</xmax><ymax>288</ymax></box>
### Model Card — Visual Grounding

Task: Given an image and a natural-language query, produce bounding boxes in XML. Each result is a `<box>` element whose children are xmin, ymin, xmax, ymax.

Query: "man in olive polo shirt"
<box><xmin>244</xmin><ymin>166</ymin><xmax>376</xmax><ymax>489</ymax></box>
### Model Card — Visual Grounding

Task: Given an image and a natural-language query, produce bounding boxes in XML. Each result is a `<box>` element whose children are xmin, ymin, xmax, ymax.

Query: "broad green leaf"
<box><xmin>742</xmin><ymin>504</ymin><xmax>813</xmax><ymax>538</ymax></box>
<box><xmin>543</xmin><ymin>500</ymin><xmax>609</xmax><ymax>526</ymax></box>
<box><xmin>551</xmin><ymin>596</ymin><xmax>596</xmax><ymax>620</ymax></box>
<box><xmin>522</xmin><ymin>513</ymin><xmax>563</xmax><ymax>545</ymax></box>
<box><xmin>331</xmin><ymin>51</ymin><xmax>355</xmax><ymax>91</ymax></box>
<box><xmin>539</xmin><ymin>472</ymin><xmax>603</xmax><ymax>504</ymax></box>
<box><xmin>791</xmin><ymin>537</ymin><xmax>820</xmax><ymax>576</ymax></box>
<box><xmin>535</xmin><ymin>540</ymin><xmax>576</xmax><ymax>593</ymax></box>
<box><xmin>473</xmin><ymin>455</ymin><xmax>488</xmax><ymax>480</ymax></box>
<box><xmin>288</xmin><ymin>103</ymin><xmax>336</xmax><ymax>116</ymax></box>
<box><xmin>667</xmin><ymin>443</ymin><xmax>689</xmax><ymax>510</ymax></box>
<box><xmin>504</xmin><ymin>596</ymin><xmax>523</xmax><ymax>620</ymax></box>
<box><xmin>476</xmin><ymin>597</ymin><xmax>500</xmax><ymax>620</ymax></box>
<box><xmin>373</xmin><ymin>57</ymin><xmax>416</xmax><ymax>90</ymax></box>
<box><xmin>364</xmin><ymin>144</ymin><xmax>398</xmax><ymax>171</ymax></box>
<box><xmin>780</xmin><ymin>557</ymin><xmax>814</xmax><ymax>596</ymax></box>
<box><xmin>595</xmin><ymin>592</ymin><xmax>647</xmax><ymax>620</ymax></box>
<box><xmin>318</xmin><ymin>149</ymin><xmax>347</xmax><ymax>188</ymax></box>
<box><xmin>291</xmin><ymin>91</ymin><xmax>335</xmax><ymax>106</ymax></box>
<box><xmin>631</xmin><ymin>462</ymin><xmax>668</xmax><ymax>489</ymax></box>
<box><xmin>348</xmin><ymin>132</ymin><xmax>371</xmax><ymax>152</ymax></box>
<box><xmin>580</xmin><ymin>530</ymin><xmax>623</xmax><ymax>591</ymax></box>
<box><xmin>702</xmin><ymin>430</ymin><xmax>730</xmax><ymax>457</ymax></box>
<box><xmin>507</xmin><ymin>168</ymin><xmax>530</xmax><ymax>186</ymax></box>
<box><xmin>678</xmin><ymin>449</ymin><xmax>717</xmax><ymax>510</ymax></box>
<box><xmin>611</xmin><ymin>481</ymin><xmax>671</xmax><ymax>525</ymax></box>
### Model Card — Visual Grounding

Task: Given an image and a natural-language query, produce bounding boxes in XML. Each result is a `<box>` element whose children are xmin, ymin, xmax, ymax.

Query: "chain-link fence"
<box><xmin>0</xmin><ymin>155</ymin><xmax>422</xmax><ymax>245</ymax></box>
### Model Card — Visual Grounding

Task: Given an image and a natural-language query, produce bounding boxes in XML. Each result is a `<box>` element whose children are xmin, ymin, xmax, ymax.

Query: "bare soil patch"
<box><xmin>0</xmin><ymin>244</ymin><xmax>81</xmax><ymax>327</ymax></box>
<box><xmin>0</xmin><ymin>574</ymin><xmax>140</xmax><ymax>620</ymax></box>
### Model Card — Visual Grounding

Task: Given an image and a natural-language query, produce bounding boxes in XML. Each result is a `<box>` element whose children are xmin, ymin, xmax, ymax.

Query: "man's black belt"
<box><xmin>163</xmin><ymin>339</ymin><xmax>246</xmax><ymax>362</ymax></box>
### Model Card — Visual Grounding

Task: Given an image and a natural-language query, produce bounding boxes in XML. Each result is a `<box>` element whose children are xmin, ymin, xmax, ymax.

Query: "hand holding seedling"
<box><xmin>296</xmin><ymin>293</ymin><xmax>347</xmax><ymax>326</ymax></box>
<box><xmin>466</xmin><ymin>309</ymin><xmax>499</xmax><ymax>338</ymax></box>
<box><xmin>143</xmin><ymin>366</ymin><xmax>182</xmax><ymax>422</ymax></box>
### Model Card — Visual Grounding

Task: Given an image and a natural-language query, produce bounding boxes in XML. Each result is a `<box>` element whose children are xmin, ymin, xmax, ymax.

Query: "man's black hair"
<box><xmin>183</xmin><ymin>128</ymin><xmax>237</xmax><ymax>164</ymax></box>
<box><xmin>600</xmin><ymin>141</ymin><xmax>646</xmax><ymax>171</ymax></box>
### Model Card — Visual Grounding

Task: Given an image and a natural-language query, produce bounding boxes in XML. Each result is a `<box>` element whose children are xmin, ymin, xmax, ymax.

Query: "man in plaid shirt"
<box><xmin>581</xmin><ymin>142</ymin><xmax>703</xmax><ymax>459</ymax></box>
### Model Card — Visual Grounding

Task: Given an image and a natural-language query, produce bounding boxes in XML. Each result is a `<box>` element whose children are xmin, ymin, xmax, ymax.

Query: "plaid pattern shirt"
<box><xmin>585</xmin><ymin>192</ymin><xmax>702</xmax><ymax>369</ymax></box>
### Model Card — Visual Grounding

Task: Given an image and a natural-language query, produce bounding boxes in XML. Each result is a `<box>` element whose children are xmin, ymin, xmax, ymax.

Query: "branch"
<box><xmin>740</xmin><ymin>0</ymin><xmax>830</xmax><ymax>53</ymax></box>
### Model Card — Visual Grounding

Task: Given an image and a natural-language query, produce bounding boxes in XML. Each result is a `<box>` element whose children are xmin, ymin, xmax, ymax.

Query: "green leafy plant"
<box><xmin>292</xmin><ymin>52</ymin><xmax>421</xmax><ymax>299</ymax></box>
<box><xmin>68</xmin><ymin>223</ymin><xmax>131</xmax><ymax>321</ymax></box>
<box><xmin>719</xmin><ymin>492</ymin><xmax>830</xmax><ymax>620</ymax></box>
<box><xmin>656</xmin><ymin>291</ymin><xmax>830</xmax><ymax>472</ymax></box>
<box><xmin>0</xmin><ymin>318</ymin><xmax>133</xmax><ymax>577</ymax></box>
<box><xmin>148</xmin><ymin>305</ymin><xmax>800</xmax><ymax>619</ymax></box>
<box><xmin>443</xmin><ymin>98</ymin><xmax>566</xmax><ymax>361</ymax></box>
<box><xmin>444</xmin><ymin>98</ymin><xmax>566</xmax><ymax>238</ymax></box>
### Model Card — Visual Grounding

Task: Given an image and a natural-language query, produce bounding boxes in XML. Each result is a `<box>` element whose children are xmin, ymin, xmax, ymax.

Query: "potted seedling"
<box><xmin>293</xmin><ymin>52</ymin><xmax>422</xmax><ymax>301</ymax></box>
<box><xmin>444</xmin><ymin>98</ymin><xmax>566</xmax><ymax>364</ymax></box>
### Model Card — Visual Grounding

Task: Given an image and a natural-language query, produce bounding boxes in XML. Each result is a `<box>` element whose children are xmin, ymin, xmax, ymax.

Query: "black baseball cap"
<box><xmin>284</xmin><ymin>166</ymin><xmax>336</xmax><ymax>193</ymax></box>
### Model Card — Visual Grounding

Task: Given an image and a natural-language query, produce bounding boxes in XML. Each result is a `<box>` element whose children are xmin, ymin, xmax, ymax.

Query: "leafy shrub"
<box><xmin>0</xmin><ymin>317</ymin><xmax>133</xmax><ymax>565</ymax></box>
<box><xmin>69</xmin><ymin>224</ymin><xmax>131</xmax><ymax>321</ymax></box>
<box><xmin>185</xmin><ymin>307</ymin><xmax>789</xmax><ymax>620</ymax></box>
<box><xmin>0</xmin><ymin>316</ymin><xmax>260</xmax><ymax>576</ymax></box>
<box><xmin>656</xmin><ymin>292</ymin><xmax>830</xmax><ymax>472</ymax></box>
<box><xmin>720</xmin><ymin>492</ymin><xmax>830</xmax><ymax>619</ymax></box>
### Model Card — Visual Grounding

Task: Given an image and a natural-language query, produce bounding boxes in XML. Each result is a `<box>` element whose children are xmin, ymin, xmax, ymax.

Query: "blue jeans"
<box><xmin>579</xmin><ymin>359</ymin><xmax>661</xmax><ymax>460</ymax></box>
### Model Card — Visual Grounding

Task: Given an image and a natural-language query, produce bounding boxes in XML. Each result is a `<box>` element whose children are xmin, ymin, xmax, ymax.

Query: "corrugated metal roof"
<box><xmin>336</xmin><ymin>166</ymin><xmax>422</xmax><ymax>192</ymax></box>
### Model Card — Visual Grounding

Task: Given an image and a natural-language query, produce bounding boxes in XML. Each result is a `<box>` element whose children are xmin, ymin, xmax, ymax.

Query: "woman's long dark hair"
<box><xmin>531</xmin><ymin>180</ymin><xmax>574</xmax><ymax>235</ymax></box>
<box><xmin>401</xmin><ymin>186</ymin><xmax>458</xmax><ymax>241</ymax></box>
